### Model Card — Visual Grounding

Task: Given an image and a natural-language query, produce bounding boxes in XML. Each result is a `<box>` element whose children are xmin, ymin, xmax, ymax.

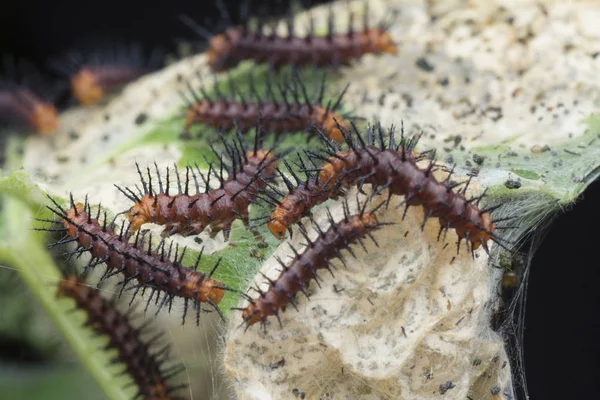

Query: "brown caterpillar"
<box><xmin>118</xmin><ymin>131</ymin><xmax>278</xmax><ymax>239</ymax></box>
<box><xmin>267</xmin><ymin>123</ymin><xmax>509</xmax><ymax>254</ymax></box>
<box><xmin>192</xmin><ymin>3</ymin><xmax>397</xmax><ymax>72</ymax></box>
<box><xmin>57</xmin><ymin>275</ymin><xmax>185</xmax><ymax>399</ymax></box>
<box><xmin>71</xmin><ymin>65</ymin><xmax>146</xmax><ymax>106</ymax></box>
<box><xmin>40</xmin><ymin>195</ymin><xmax>227</xmax><ymax>325</ymax></box>
<box><xmin>52</xmin><ymin>43</ymin><xmax>163</xmax><ymax>106</ymax></box>
<box><xmin>181</xmin><ymin>71</ymin><xmax>351</xmax><ymax>143</ymax></box>
<box><xmin>257</xmin><ymin>154</ymin><xmax>345</xmax><ymax>239</ymax></box>
<box><xmin>0</xmin><ymin>88</ymin><xmax>59</xmax><ymax>135</ymax></box>
<box><xmin>0</xmin><ymin>58</ymin><xmax>59</xmax><ymax>135</ymax></box>
<box><xmin>238</xmin><ymin>200</ymin><xmax>385</xmax><ymax>330</ymax></box>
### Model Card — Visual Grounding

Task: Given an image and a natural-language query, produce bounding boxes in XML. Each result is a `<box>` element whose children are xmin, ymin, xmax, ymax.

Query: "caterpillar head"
<box><xmin>196</xmin><ymin>278</ymin><xmax>226</xmax><ymax>305</ymax></box>
<box><xmin>467</xmin><ymin>212</ymin><xmax>495</xmax><ymax>250</ymax></box>
<box><xmin>127</xmin><ymin>199</ymin><xmax>154</xmax><ymax>233</ymax></box>
<box><xmin>63</xmin><ymin>203</ymin><xmax>86</xmax><ymax>237</ymax></box>
<box><xmin>367</xmin><ymin>28</ymin><xmax>398</xmax><ymax>55</ymax></box>
<box><xmin>247</xmin><ymin>149</ymin><xmax>278</xmax><ymax>177</ymax></box>
<box><xmin>29</xmin><ymin>102</ymin><xmax>59</xmax><ymax>135</ymax></box>
<box><xmin>145</xmin><ymin>383</ymin><xmax>170</xmax><ymax>400</ymax></box>
<box><xmin>241</xmin><ymin>303</ymin><xmax>268</xmax><ymax>327</ymax></box>
<box><xmin>71</xmin><ymin>68</ymin><xmax>104</xmax><ymax>106</ymax></box>
<box><xmin>55</xmin><ymin>275</ymin><xmax>79</xmax><ymax>298</ymax></box>
<box><xmin>315</xmin><ymin>107</ymin><xmax>349</xmax><ymax>143</ymax></box>
<box><xmin>183</xmin><ymin>101</ymin><xmax>211</xmax><ymax>133</ymax></box>
<box><xmin>318</xmin><ymin>151</ymin><xmax>352</xmax><ymax>188</ymax></box>
<box><xmin>207</xmin><ymin>28</ymin><xmax>243</xmax><ymax>72</ymax></box>
<box><xmin>355</xmin><ymin>212</ymin><xmax>379</xmax><ymax>231</ymax></box>
<box><xmin>267</xmin><ymin>214</ymin><xmax>288</xmax><ymax>240</ymax></box>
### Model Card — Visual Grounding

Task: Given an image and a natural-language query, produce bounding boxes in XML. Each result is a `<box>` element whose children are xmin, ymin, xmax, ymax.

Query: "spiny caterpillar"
<box><xmin>189</xmin><ymin>2</ymin><xmax>397</xmax><ymax>72</ymax></box>
<box><xmin>118</xmin><ymin>129</ymin><xmax>278</xmax><ymax>239</ymax></box>
<box><xmin>0</xmin><ymin>88</ymin><xmax>59</xmax><ymax>135</ymax></box>
<box><xmin>56</xmin><ymin>275</ymin><xmax>186</xmax><ymax>399</ymax></box>
<box><xmin>180</xmin><ymin>70</ymin><xmax>351</xmax><ymax>142</ymax></box>
<box><xmin>52</xmin><ymin>43</ymin><xmax>163</xmax><ymax>106</ymax></box>
<box><xmin>40</xmin><ymin>195</ymin><xmax>228</xmax><ymax>325</ymax></box>
<box><xmin>267</xmin><ymin>122</ymin><xmax>510</xmax><ymax>254</ymax></box>
<box><xmin>70</xmin><ymin>65</ymin><xmax>146</xmax><ymax>106</ymax></box>
<box><xmin>255</xmin><ymin>154</ymin><xmax>345</xmax><ymax>236</ymax></box>
<box><xmin>0</xmin><ymin>58</ymin><xmax>59</xmax><ymax>135</ymax></box>
<box><xmin>238</xmin><ymin>199</ymin><xmax>386</xmax><ymax>330</ymax></box>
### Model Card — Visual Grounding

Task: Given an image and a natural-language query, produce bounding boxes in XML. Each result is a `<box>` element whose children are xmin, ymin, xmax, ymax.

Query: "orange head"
<box><xmin>470</xmin><ymin>212</ymin><xmax>494</xmax><ymax>249</ymax></box>
<box><xmin>146</xmin><ymin>383</ymin><xmax>170</xmax><ymax>400</ymax></box>
<box><xmin>249</xmin><ymin>149</ymin><xmax>271</xmax><ymax>163</ymax></box>
<box><xmin>367</xmin><ymin>28</ymin><xmax>398</xmax><ymax>55</ymax></box>
<box><xmin>71</xmin><ymin>68</ymin><xmax>104</xmax><ymax>106</ymax></box>
<box><xmin>63</xmin><ymin>203</ymin><xmax>85</xmax><ymax>237</ymax></box>
<box><xmin>355</xmin><ymin>212</ymin><xmax>379</xmax><ymax>231</ymax></box>
<box><xmin>318</xmin><ymin>162</ymin><xmax>338</xmax><ymax>187</ymax></box>
<box><xmin>241</xmin><ymin>304</ymin><xmax>261</xmax><ymax>327</ymax></box>
<box><xmin>184</xmin><ymin>105</ymin><xmax>198</xmax><ymax>133</ymax></box>
<box><xmin>127</xmin><ymin>199</ymin><xmax>153</xmax><ymax>233</ymax></box>
<box><xmin>318</xmin><ymin>151</ymin><xmax>351</xmax><ymax>187</ymax></box>
<box><xmin>248</xmin><ymin>149</ymin><xmax>278</xmax><ymax>175</ymax></box>
<box><xmin>207</xmin><ymin>29</ymin><xmax>239</xmax><ymax>72</ymax></box>
<box><xmin>29</xmin><ymin>102</ymin><xmax>59</xmax><ymax>135</ymax></box>
<box><xmin>56</xmin><ymin>275</ymin><xmax>79</xmax><ymax>298</ymax></box>
<box><xmin>314</xmin><ymin>106</ymin><xmax>349</xmax><ymax>143</ymax></box>
<box><xmin>197</xmin><ymin>278</ymin><xmax>225</xmax><ymax>305</ymax></box>
<box><xmin>267</xmin><ymin>212</ymin><xmax>288</xmax><ymax>240</ymax></box>
<box><xmin>184</xmin><ymin>101</ymin><xmax>210</xmax><ymax>132</ymax></box>
<box><xmin>480</xmin><ymin>212</ymin><xmax>495</xmax><ymax>235</ymax></box>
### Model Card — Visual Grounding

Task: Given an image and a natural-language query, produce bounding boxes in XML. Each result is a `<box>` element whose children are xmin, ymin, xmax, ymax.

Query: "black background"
<box><xmin>1</xmin><ymin>1</ymin><xmax>599</xmax><ymax>399</ymax></box>
<box><xmin>0</xmin><ymin>0</ymin><xmax>320</xmax><ymax>65</ymax></box>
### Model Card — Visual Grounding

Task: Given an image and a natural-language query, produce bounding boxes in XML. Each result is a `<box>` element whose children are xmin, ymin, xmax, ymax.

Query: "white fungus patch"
<box><xmin>225</xmin><ymin>184</ymin><xmax>510</xmax><ymax>399</ymax></box>
<box><xmin>341</xmin><ymin>0</ymin><xmax>600</xmax><ymax>151</ymax></box>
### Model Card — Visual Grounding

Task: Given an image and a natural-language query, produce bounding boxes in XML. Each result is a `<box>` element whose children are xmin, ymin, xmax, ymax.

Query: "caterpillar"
<box><xmin>0</xmin><ymin>58</ymin><xmax>59</xmax><ymax>135</ymax></box>
<box><xmin>192</xmin><ymin>3</ymin><xmax>397</xmax><ymax>72</ymax></box>
<box><xmin>56</xmin><ymin>274</ymin><xmax>185</xmax><ymax>399</ymax></box>
<box><xmin>267</xmin><ymin>122</ymin><xmax>509</xmax><ymax>254</ymax></box>
<box><xmin>52</xmin><ymin>43</ymin><xmax>163</xmax><ymax>106</ymax></box>
<box><xmin>181</xmin><ymin>70</ymin><xmax>352</xmax><ymax>143</ymax></box>
<box><xmin>118</xmin><ymin>129</ymin><xmax>278</xmax><ymax>239</ymax></box>
<box><xmin>238</xmin><ymin>199</ymin><xmax>386</xmax><ymax>330</ymax></box>
<box><xmin>257</xmin><ymin>154</ymin><xmax>345</xmax><ymax>239</ymax></box>
<box><xmin>70</xmin><ymin>65</ymin><xmax>146</xmax><ymax>106</ymax></box>
<box><xmin>0</xmin><ymin>88</ymin><xmax>59</xmax><ymax>135</ymax></box>
<box><xmin>40</xmin><ymin>195</ymin><xmax>228</xmax><ymax>325</ymax></box>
